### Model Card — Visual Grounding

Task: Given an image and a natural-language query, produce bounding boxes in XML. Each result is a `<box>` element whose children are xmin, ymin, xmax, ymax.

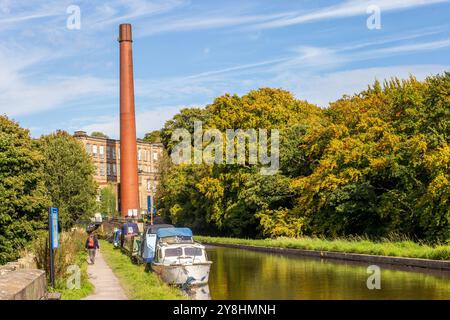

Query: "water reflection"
<box><xmin>206</xmin><ymin>246</ymin><xmax>450</xmax><ymax>300</ymax></box>
<box><xmin>185</xmin><ymin>285</ymin><xmax>211</xmax><ymax>300</ymax></box>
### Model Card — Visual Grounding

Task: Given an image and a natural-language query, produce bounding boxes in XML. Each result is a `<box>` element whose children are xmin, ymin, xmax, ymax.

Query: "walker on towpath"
<box><xmin>83</xmin><ymin>250</ymin><xmax>128</xmax><ymax>300</ymax></box>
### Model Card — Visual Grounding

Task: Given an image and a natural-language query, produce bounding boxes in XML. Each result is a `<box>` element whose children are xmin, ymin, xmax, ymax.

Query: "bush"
<box><xmin>32</xmin><ymin>229</ymin><xmax>87</xmax><ymax>279</ymax></box>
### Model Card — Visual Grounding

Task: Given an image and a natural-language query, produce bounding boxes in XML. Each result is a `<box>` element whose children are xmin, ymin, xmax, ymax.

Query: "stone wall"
<box><xmin>0</xmin><ymin>269</ymin><xmax>47</xmax><ymax>300</ymax></box>
<box><xmin>0</xmin><ymin>253</ymin><xmax>48</xmax><ymax>300</ymax></box>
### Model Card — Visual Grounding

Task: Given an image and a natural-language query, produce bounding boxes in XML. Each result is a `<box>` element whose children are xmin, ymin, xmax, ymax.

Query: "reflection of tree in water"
<box><xmin>207</xmin><ymin>247</ymin><xmax>450</xmax><ymax>300</ymax></box>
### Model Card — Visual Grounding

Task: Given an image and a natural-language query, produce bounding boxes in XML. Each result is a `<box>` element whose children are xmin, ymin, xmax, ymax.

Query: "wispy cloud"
<box><xmin>137</xmin><ymin>11</ymin><xmax>293</xmax><ymax>36</ymax></box>
<box><xmin>252</xmin><ymin>0</ymin><xmax>450</xmax><ymax>30</ymax></box>
<box><xmin>78</xmin><ymin>104</ymin><xmax>189</xmax><ymax>138</ymax></box>
<box><xmin>285</xmin><ymin>64</ymin><xmax>449</xmax><ymax>106</ymax></box>
<box><xmin>90</xmin><ymin>0</ymin><xmax>187</xmax><ymax>28</ymax></box>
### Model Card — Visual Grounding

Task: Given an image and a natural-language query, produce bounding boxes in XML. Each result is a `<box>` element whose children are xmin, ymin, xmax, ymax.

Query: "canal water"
<box><xmin>203</xmin><ymin>246</ymin><xmax>450</xmax><ymax>300</ymax></box>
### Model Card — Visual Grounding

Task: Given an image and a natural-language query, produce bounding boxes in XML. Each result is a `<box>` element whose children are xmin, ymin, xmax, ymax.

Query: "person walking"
<box><xmin>85</xmin><ymin>233</ymin><xmax>100</xmax><ymax>264</ymax></box>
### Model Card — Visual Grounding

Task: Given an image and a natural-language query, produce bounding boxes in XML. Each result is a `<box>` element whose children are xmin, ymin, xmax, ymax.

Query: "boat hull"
<box><xmin>151</xmin><ymin>262</ymin><xmax>212</xmax><ymax>286</ymax></box>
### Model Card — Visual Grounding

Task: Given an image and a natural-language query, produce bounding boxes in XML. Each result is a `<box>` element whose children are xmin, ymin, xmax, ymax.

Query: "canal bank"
<box><xmin>196</xmin><ymin>236</ymin><xmax>450</xmax><ymax>271</ymax></box>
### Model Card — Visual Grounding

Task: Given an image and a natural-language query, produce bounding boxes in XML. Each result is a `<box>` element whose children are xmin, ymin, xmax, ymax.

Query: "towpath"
<box><xmin>83</xmin><ymin>250</ymin><xmax>128</xmax><ymax>300</ymax></box>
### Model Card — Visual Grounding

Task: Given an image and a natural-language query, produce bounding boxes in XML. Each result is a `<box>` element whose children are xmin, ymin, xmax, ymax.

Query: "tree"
<box><xmin>99</xmin><ymin>184</ymin><xmax>118</xmax><ymax>217</ymax></box>
<box><xmin>91</xmin><ymin>131</ymin><xmax>109</xmax><ymax>139</ymax></box>
<box><xmin>156</xmin><ymin>73</ymin><xmax>450</xmax><ymax>242</ymax></box>
<box><xmin>143</xmin><ymin>130</ymin><xmax>162</xmax><ymax>143</ymax></box>
<box><xmin>36</xmin><ymin>130</ymin><xmax>98</xmax><ymax>229</ymax></box>
<box><xmin>0</xmin><ymin>116</ymin><xmax>50</xmax><ymax>263</ymax></box>
<box><xmin>157</xmin><ymin>89</ymin><xmax>321</xmax><ymax>237</ymax></box>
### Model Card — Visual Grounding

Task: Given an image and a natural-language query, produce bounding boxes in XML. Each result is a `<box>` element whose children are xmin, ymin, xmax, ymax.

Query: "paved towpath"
<box><xmin>83</xmin><ymin>250</ymin><xmax>128</xmax><ymax>300</ymax></box>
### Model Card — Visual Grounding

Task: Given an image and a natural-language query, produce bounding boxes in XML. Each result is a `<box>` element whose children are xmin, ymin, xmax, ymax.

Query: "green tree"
<box><xmin>156</xmin><ymin>73</ymin><xmax>450</xmax><ymax>242</ymax></box>
<box><xmin>91</xmin><ymin>131</ymin><xmax>109</xmax><ymax>139</ymax></box>
<box><xmin>99</xmin><ymin>184</ymin><xmax>118</xmax><ymax>217</ymax></box>
<box><xmin>0</xmin><ymin>116</ymin><xmax>50</xmax><ymax>263</ymax></box>
<box><xmin>36</xmin><ymin>130</ymin><xmax>98</xmax><ymax>229</ymax></box>
<box><xmin>143</xmin><ymin>130</ymin><xmax>162</xmax><ymax>143</ymax></box>
<box><xmin>157</xmin><ymin>89</ymin><xmax>321</xmax><ymax>237</ymax></box>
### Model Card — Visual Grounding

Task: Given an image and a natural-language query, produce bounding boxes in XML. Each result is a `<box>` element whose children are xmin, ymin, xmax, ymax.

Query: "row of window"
<box><xmin>95</xmin><ymin>163</ymin><xmax>157</xmax><ymax>177</ymax></box>
<box><xmin>85</xmin><ymin>143</ymin><xmax>159</xmax><ymax>162</ymax></box>
<box><xmin>85</xmin><ymin>144</ymin><xmax>115</xmax><ymax>159</ymax></box>
<box><xmin>138</xmin><ymin>165</ymin><xmax>156</xmax><ymax>173</ymax></box>
<box><xmin>138</xmin><ymin>148</ymin><xmax>159</xmax><ymax>161</ymax></box>
<box><xmin>97</xmin><ymin>163</ymin><xmax>117</xmax><ymax>177</ymax></box>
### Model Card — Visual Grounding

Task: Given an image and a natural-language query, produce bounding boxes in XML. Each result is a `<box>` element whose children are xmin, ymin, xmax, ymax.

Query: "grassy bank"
<box><xmin>195</xmin><ymin>236</ymin><xmax>450</xmax><ymax>261</ymax></box>
<box><xmin>99</xmin><ymin>240</ymin><xmax>185</xmax><ymax>300</ymax></box>
<box><xmin>51</xmin><ymin>251</ymin><xmax>94</xmax><ymax>300</ymax></box>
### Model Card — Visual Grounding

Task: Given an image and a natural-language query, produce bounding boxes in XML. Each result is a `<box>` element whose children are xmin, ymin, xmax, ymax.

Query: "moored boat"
<box><xmin>140</xmin><ymin>226</ymin><xmax>212</xmax><ymax>286</ymax></box>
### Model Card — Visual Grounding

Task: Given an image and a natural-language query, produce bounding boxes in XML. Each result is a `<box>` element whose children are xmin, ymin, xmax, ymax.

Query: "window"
<box><xmin>107</xmin><ymin>163</ymin><xmax>111</xmax><ymax>176</ymax></box>
<box><xmin>99</xmin><ymin>164</ymin><xmax>105</xmax><ymax>176</ymax></box>
<box><xmin>164</xmin><ymin>248</ymin><xmax>183</xmax><ymax>257</ymax></box>
<box><xmin>112</xmin><ymin>148</ymin><xmax>116</xmax><ymax>159</ymax></box>
<box><xmin>92</xmin><ymin>145</ymin><xmax>98</xmax><ymax>157</ymax></box>
<box><xmin>153</xmin><ymin>152</ymin><xmax>158</xmax><ymax>160</ymax></box>
<box><xmin>99</xmin><ymin>146</ymin><xmax>104</xmax><ymax>159</ymax></box>
<box><xmin>184</xmin><ymin>247</ymin><xmax>203</xmax><ymax>257</ymax></box>
<box><xmin>147</xmin><ymin>180</ymin><xmax>151</xmax><ymax>191</ymax></box>
<box><xmin>138</xmin><ymin>148</ymin><xmax>142</xmax><ymax>161</ymax></box>
<box><xmin>112</xmin><ymin>164</ymin><xmax>117</xmax><ymax>176</ymax></box>
<box><xmin>85</xmin><ymin>143</ymin><xmax>91</xmax><ymax>154</ymax></box>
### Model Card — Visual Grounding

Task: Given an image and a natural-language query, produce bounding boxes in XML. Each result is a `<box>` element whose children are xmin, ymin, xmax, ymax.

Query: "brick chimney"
<box><xmin>118</xmin><ymin>24</ymin><xmax>139</xmax><ymax>217</ymax></box>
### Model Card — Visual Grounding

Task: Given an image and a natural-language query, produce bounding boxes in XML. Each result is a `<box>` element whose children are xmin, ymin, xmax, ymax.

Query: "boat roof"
<box><xmin>156</xmin><ymin>227</ymin><xmax>193</xmax><ymax>238</ymax></box>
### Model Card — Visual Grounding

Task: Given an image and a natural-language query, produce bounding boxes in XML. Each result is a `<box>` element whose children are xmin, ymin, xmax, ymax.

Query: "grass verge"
<box><xmin>195</xmin><ymin>236</ymin><xmax>450</xmax><ymax>261</ymax></box>
<box><xmin>30</xmin><ymin>229</ymin><xmax>94</xmax><ymax>300</ymax></box>
<box><xmin>99</xmin><ymin>240</ymin><xmax>185</xmax><ymax>300</ymax></box>
<box><xmin>51</xmin><ymin>251</ymin><xmax>94</xmax><ymax>300</ymax></box>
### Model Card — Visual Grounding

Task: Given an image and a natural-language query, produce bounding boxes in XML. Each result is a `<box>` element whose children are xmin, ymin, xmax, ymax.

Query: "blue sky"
<box><xmin>0</xmin><ymin>0</ymin><xmax>449</xmax><ymax>139</ymax></box>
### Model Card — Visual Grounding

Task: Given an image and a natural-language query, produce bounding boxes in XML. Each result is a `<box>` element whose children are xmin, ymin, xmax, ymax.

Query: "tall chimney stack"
<box><xmin>119</xmin><ymin>24</ymin><xmax>139</xmax><ymax>217</ymax></box>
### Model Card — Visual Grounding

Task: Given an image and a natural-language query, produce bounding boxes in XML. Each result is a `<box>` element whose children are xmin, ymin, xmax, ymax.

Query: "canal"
<box><xmin>202</xmin><ymin>246</ymin><xmax>450</xmax><ymax>299</ymax></box>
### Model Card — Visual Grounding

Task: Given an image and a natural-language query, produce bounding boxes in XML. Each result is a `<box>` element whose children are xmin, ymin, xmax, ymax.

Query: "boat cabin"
<box><xmin>140</xmin><ymin>226</ymin><xmax>208</xmax><ymax>264</ymax></box>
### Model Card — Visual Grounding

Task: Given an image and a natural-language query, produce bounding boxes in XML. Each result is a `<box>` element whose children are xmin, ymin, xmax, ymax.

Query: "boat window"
<box><xmin>164</xmin><ymin>247</ymin><xmax>183</xmax><ymax>257</ymax></box>
<box><xmin>184</xmin><ymin>247</ymin><xmax>203</xmax><ymax>256</ymax></box>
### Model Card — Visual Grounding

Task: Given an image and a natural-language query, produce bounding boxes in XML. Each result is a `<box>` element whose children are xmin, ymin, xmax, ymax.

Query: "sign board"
<box><xmin>147</xmin><ymin>196</ymin><xmax>157</xmax><ymax>215</ymax></box>
<box><xmin>145</xmin><ymin>234</ymin><xmax>157</xmax><ymax>262</ymax></box>
<box><xmin>49</xmin><ymin>207</ymin><xmax>59</xmax><ymax>249</ymax></box>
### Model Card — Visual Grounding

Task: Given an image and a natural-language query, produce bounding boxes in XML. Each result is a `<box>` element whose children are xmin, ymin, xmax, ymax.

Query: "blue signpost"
<box><xmin>147</xmin><ymin>195</ymin><xmax>157</xmax><ymax>224</ymax></box>
<box><xmin>49</xmin><ymin>207</ymin><xmax>59</xmax><ymax>287</ymax></box>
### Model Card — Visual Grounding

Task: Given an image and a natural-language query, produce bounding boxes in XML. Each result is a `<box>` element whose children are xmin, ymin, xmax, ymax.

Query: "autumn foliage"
<box><xmin>156</xmin><ymin>73</ymin><xmax>450</xmax><ymax>242</ymax></box>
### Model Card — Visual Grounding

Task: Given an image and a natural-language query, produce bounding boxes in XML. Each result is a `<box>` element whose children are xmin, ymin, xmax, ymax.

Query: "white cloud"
<box><xmin>253</xmin><ymin>0</ymin><xmax>450</xmax><ymax>30</ymax></box>
<box><xmin>90</xmin><ymin>0</ymin><xmax>187</xmax><ymax>28</ymax></box>
<box><xmin>0</xmin><ymin>75</ymin><xmax>115</xmax><ymax>116</ymax></box>
<box><xmin>79</xmin><ymin>104</ymin><xmax>187</xmax><ymax>139</ymax></box>
<box><xmin>137</xmin><ymin>11</ymin><xmax>293</xmax><ymax>36</ymax></box>
<box><xmin>287</xmin><ymin>64</ymin><xmax>449</xmax><ymax>107</ymax></box>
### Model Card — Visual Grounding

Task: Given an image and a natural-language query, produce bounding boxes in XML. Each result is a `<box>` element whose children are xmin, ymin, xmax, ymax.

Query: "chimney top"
<box><xmin>118</xmin><ymin>24</ymin><xmax>132</xmax><ymax>42</ymax></box>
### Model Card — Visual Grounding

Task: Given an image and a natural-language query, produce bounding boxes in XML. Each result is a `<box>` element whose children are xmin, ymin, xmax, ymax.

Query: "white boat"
<box><xmin>145</xmin><ymin>227</ymin><xmax>212</xmax><ymax>286</ymax></box>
